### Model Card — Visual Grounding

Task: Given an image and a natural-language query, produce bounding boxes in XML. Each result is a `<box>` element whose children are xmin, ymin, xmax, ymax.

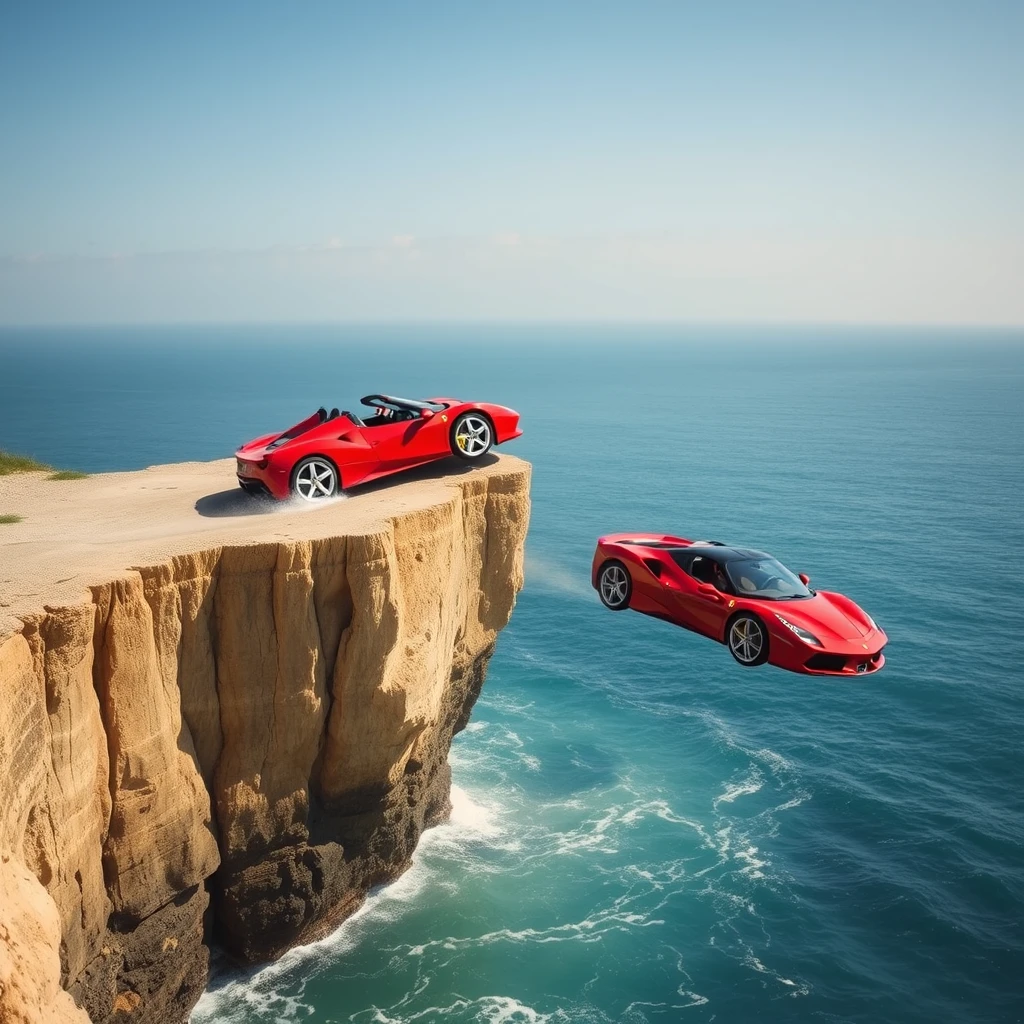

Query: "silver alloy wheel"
<box><xmin>729</xmin><ymin>617</ymin><xmax>764</xmax><ymax>664</ymax></box>
<box><xmin>294</xmin><ymin>458</ymin><xmax>338</xmax><ymax>500</ymax></box>
<box><xmin>455</xmin><ymin>415</ymin><xmax>492</xmax><ymax>457</ymax></box>
<box><xmin>600</xmin><ymin>564</ymin><xmax>629</xmax><ymax>608</ymax></box>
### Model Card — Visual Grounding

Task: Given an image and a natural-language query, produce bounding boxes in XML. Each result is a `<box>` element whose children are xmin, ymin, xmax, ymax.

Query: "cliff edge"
<box><xmin>0</xmin><ymin>454</ymin><xmax>530</xmax><ymax>1024</ymax></box>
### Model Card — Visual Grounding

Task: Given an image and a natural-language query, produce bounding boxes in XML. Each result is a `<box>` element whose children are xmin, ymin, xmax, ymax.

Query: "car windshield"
<box><xmin>725</xmin><ymin>557</ymin><xmax>811</xmax><ymax>600</ymax></box>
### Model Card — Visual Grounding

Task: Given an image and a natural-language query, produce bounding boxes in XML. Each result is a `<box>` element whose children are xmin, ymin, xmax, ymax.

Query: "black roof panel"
<box><xmin>687</xmin><ymin>544</ymin><xmax>769</xmax><ymax>562</ymax></box>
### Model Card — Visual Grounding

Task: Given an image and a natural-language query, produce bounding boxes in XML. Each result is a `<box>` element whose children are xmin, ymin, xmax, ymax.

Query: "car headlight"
<box><xmin>775</xmin><ymin>614</ymin><xmax>822</xmax><ymax>646</ymax></box>
<box><xmin>865</xmin><ymin>613</ymin><xmax>879</xmax><ymax>631</ymax></box>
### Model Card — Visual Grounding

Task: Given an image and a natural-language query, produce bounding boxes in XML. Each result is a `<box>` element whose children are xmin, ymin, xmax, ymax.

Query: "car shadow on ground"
<box><xmin>194</xmin><ymin>454</ymin><xmax>500</xmax><ymax>518</ymax></box>
<box><xmin>193</xmin><ymin>489</ymin><xmax>279</xmax><ymax>518</ymax></box>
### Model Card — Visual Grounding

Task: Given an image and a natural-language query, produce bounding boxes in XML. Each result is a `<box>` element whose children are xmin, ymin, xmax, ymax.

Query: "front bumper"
<box><xmin>770</xmin><ymin>625</ymin><xmax>888</xmax><ymax>677</ymax></box>
<box><xmin>802</xmin><ymin>648</ymin><xmax>886</xmax><ymax>676</ymax></box>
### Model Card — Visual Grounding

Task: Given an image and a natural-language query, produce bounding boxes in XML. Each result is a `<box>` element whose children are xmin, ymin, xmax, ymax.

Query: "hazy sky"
<box><xmin>1</xmin><ymin>1</ymin><xmax>1022</xmax><ymax>324</ymax></box>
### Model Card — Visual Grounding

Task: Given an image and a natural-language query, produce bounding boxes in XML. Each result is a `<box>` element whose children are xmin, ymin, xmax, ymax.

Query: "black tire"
<box><xmin>291</xmin><ymin>456</ymin><xmax>340</xmax><ymax>500</ymax></box>
<box><xmin>727</xmin><ymin>612</ymin><xmax>769</xmax><ymax>666</ymax></box>
<box><xmin>597</xmin><ymin>560</ymin><xmax>632</xmax><ymax>611</ymax></box>
<box><xmin>450</xmin><ymin>412</ymin><xmax>494</xmax><ymax>461</ymax></box>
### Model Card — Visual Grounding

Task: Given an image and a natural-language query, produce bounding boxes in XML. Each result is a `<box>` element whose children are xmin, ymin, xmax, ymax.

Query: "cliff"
<box><xmin>0</xmin><ymin>454</ymin><xmax>530</xmax><ymax>1024</ymax></box>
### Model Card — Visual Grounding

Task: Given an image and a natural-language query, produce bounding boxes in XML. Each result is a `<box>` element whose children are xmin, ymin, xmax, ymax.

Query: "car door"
<box><xmin>365</xmin><ymin>411</ymin><xmax>448</xmax><ymax>473</ymax></box>
<box><xmin>665</xmin><ymin>554</ymin><xmax>732</xmax><ymax>638</ymax></box>
<box><xmin>325</xmin><ymin>415</ymin><xmax>381</xmax><ymax>487</ymax></box>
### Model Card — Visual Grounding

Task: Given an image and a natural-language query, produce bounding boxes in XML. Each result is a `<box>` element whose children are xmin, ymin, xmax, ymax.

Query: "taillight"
<box><xmin>258</xmin><ymin>458</ymin><xmax>268</xmax><ymax>469</ymax></box>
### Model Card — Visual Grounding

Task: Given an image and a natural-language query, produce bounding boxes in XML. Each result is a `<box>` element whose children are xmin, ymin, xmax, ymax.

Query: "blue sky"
<box><xmin>1</xmin><ymin>1</ymin><xmax>1022</xmax><ymax>323</ymax></box>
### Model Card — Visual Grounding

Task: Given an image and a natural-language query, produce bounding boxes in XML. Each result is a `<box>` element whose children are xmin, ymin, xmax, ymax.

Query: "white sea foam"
<box><xmin>192</xmin><ymin>785</ymin><xmax>509</xmax><ymax>1023</ymax></box>
<box><xmin>772</xmin><ymin>792</ymin><xmax>811</xmax><ymax>814</ymax></box>
<box><xmin>675</xmin><ymin>988</ymin><xmax>710</xmax><ymax>1008</ymax></box>
<box><xmin>740</xmin><ymin>951</ymin><xmax>810</xmax><ymax>997</ymax></box>
<box><xmin>685</xmin><ymin>707</ymin><xmax>741</xmax><ymax>751</ymax></box>
<box><xmin>624</xmin><ymin>858</ymin><xmax>689</xmax><ymax>886</ymax></box>
<box><xmin>753</xmin><ymin>746</ymin><xmax>794</xmax><ymax>775</ymax></box>
<box><xmin>622</xmin><ymin>798</ymin><xmax>716</xmax><ymax>848</ymax></box>
<box><xmin>552</xmin><ymin>807</ymin><xmax>622</xmax><ymax>856</ymax></box>
<box><xmin>449</xmin><ymin>784</ymin><xmax>503</xmax><ymax>839</ymax></box>
<box><xmin>734</xmin><ymin>844</ymin><xmax>767</xmax><ymax>880</ymax></box>
<box><xmin>712</xmin><ymin>768</ymin><xmax>764</xmax><ymax>810</ymax></box>
<box><xmin>480</xmin><ymin>692</ymin><xmax>537</xmax><ymax>716</ymax></box>
<box><xmin>356</xmin><ymin>994</ymin><xmax>554</xmax><ymax>1023</ymax></box>
<box><xmin>405</xmin><ymin>903</ymin><xmax>664</xmax><ymax>959</ymax></box>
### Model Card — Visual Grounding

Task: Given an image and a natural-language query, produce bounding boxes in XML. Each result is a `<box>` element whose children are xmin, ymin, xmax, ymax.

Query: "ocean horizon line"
<box><xmin>2</xmin><ymin>320</ymin><xmax>1023</xmax><ymax>333</ymax></box>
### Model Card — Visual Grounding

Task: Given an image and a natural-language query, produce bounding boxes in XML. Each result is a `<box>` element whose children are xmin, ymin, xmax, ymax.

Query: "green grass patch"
<box><xmin>0</xmin><ymin>450</ymin><xmax>51</xmax><ymax>475</ymax></box>
<box><xmin>0</xmin><ymin>450</ymin><xmax>88</xmax><ymax>480</ymax></box>
<box><xmin>0</xmin><ymin>514</ymin><xmax>23</xmax><ymax>525</ymax></box>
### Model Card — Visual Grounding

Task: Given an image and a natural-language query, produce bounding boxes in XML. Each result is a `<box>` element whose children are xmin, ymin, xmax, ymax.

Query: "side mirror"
<box><xmin>799</xmin><ymin>573</ymin><xmax>810</xmax><ymax>586</ymax></box>
<box><xmin>697</xmin><ymin>583</ymin><xmax>720</xmax><ymax>599</ymax></box>
<box><xmin>420</xmin><ymin>408</ymin><xmax>434</xmax><ymax>419</ymax></box>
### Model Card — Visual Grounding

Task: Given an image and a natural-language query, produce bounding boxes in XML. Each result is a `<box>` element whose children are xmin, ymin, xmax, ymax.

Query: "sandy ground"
<box><xmin>0</xmin><ymin>453</ymin><xmax>527</xmax><ymax>643</ymax></box>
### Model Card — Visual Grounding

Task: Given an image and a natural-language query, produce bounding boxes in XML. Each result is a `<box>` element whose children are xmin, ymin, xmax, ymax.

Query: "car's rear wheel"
<box><xmin>598</xmin><ymin>560</ymin><xmax>632</xmax><ymax>611</ymax></box>
<box><xmin>451</xmin><ymin>413</ymin><xmax>493</xmax><ymax>460</ymax></box>
<box><xmin>727</xmin><ymin>613</ymin><xmax>769</xmax><ymax>666</ymax></box>
<box><xmin>292</xmin><ymin>456</ymin><xmax>340</xmax><ymax>500</ymax></box>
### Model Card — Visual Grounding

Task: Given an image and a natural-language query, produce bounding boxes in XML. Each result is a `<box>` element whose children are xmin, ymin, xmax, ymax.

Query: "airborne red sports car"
<box><xmin>592</xmin><ymin>534</ymin><xmax>887</xmax><ymax>676</ymax></box>
<box><xmin>235</xmin><ymin>394</ymin><xmax>521</xmax><ymax>500</ymax></box>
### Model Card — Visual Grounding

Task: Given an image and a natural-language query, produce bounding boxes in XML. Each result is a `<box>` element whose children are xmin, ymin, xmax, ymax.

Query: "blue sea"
<box><xmin>1</xmin><ymin>326</ymin><xmax>1022</xmax><ymax>1024</ymax></box>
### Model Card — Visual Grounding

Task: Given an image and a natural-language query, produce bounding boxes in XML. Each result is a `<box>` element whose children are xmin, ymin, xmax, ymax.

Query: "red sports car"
<box><xmin>235</xmin><ymin>394</ymin><xmax>522</xmax><ymax>500</ymax></box>
<box><xmin>592</xmin><ymin>533</ymin><xmax>886</xmax><ymax>676</ymax></box>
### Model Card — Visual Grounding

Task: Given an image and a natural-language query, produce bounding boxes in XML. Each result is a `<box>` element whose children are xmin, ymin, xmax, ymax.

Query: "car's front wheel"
<box><xmin>291</xmin><ymin>456</ymin><xmax>340</xmax><ymax>500</ymax></box>
<box><xmin>598</xmin><ymin>560</ymin><xmax>632</xmax><ymax>611</ymax></box>
<box><xmin>727</xmin><ymin>613</ymin><xmax>769</xmax><ymax>666</ymax></box>
<box><xmin>451</xmin><ymin>413</ymin><xmax>493</xmax><ymax>460</ymax></box>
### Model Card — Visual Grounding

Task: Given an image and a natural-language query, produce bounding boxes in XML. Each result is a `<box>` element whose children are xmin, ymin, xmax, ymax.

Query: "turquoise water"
<box><xmin>2</xmin><ymin>327</ymin><xmax>1022</xmax><ymax>1023</ymax></box>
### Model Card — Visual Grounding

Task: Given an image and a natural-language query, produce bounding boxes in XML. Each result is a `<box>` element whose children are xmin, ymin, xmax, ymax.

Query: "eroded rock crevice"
<box><xmin>0</xmin><ymin>464</ymin><xmax>529</xmax><ymax>1024</ymax></box>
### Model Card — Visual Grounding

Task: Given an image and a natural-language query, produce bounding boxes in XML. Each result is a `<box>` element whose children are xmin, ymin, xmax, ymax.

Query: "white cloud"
<box><xmin>1</xmin><ymin>233</ymin><xmax>1022</xmax><ymax>325</ymax></box>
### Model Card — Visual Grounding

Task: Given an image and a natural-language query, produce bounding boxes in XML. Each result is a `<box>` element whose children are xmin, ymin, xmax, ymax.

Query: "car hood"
<box><xmin>776</xmin><ymin>592</ymin><xmax>869</xmax><ymax>641</ymax></box>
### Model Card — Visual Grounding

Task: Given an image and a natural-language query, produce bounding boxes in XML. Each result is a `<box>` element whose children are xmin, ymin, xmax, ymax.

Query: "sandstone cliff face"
<box><xmin>0</xmin><ymin>462</ymin><xmax>530</xmax><ymax>1024</ymax></box>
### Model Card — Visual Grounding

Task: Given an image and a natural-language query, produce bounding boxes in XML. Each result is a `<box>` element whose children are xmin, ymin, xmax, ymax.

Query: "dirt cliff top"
<box><xmin>0</xmin><ymin>453</ymin><xmax>529</xmax><ymax>644</ymax></box>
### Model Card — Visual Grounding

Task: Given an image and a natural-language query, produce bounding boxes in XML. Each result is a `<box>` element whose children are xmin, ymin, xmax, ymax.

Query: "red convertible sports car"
<box><xmin>235</xmin><ymin>394</ymin><xmax>522</xmax><ymax>500</ymax></box>
<box><xmin>592</xmin><ymin>534</ymin><xmax>886</xmax><ymax>676</ymax></box>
